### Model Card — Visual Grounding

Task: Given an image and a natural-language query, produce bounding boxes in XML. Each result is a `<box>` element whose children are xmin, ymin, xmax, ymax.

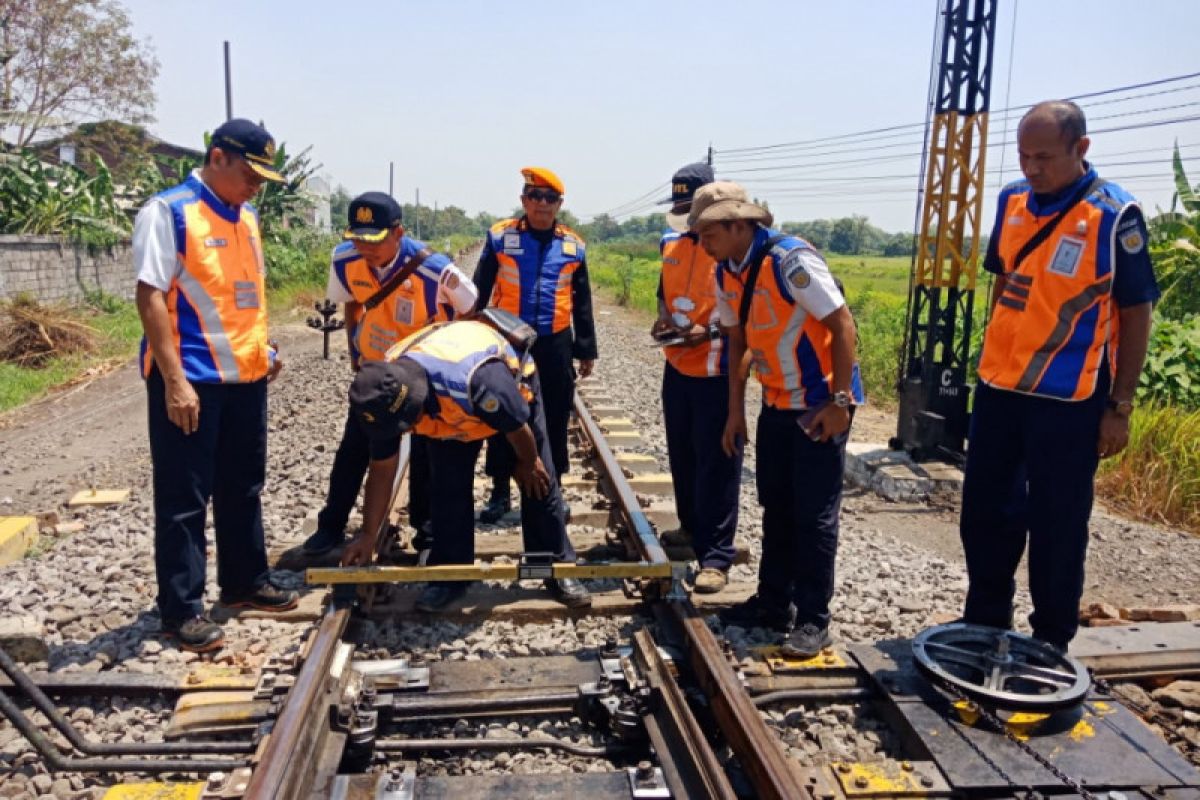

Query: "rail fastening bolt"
<box><xmin>636</xmin><ymin>761</ymin><xmax>654</xmax><ymax>781</ymax></box>
<box><xmin>854</xmin><ymin>776</ymin><xmax>869</xmax><ymax>789</ymax></box>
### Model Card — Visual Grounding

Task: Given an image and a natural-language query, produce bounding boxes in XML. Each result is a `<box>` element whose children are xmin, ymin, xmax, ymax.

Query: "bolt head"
<box><xmin>854</xmin><ymin>776</ymin><xmax>869</xmax><ymax>789</ymax></box>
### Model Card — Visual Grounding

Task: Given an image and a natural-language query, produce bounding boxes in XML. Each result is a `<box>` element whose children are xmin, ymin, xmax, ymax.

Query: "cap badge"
<box><xmin>674</xmin><ymin>182</ymin><xmax>688</xmax><ymax>194</ymax></box>
<box><xmin>356</xmin><ymin>206</ymin><xmax>374</xmax><ymax>224</ymax></box>
<box><xmin>388</xmin><ymin>385</ymin><xmax>409</xmax><ymax>414</ymax></box>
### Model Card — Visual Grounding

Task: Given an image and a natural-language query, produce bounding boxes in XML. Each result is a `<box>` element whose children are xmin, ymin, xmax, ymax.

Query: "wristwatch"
<box><xmin>1106</xmin><ymin>397</ymin><xmax>1134</xmax><ymax>417</ymax></box>
<box><xmin>831</xmin><ymin>390</ymin><xmax>854</xmax><ymax>409</ymax></box>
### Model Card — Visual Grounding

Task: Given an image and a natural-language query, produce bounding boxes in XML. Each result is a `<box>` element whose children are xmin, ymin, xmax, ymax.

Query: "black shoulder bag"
<box><xmin>363</xmin><ymin>248</ymin><xmax>433</xmax><ymax>311</ymax></box>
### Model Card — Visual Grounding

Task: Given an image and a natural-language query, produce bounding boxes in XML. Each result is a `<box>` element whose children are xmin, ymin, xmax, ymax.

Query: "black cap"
<box><xmin>348</xmin><ymin>360</ymin><xmax>428</xmax><ymax>440</ymax></box>
<box><xmin>658</xmin><ymin>162</ymin><xmax>715</xmax><ymax>208</ymax></box>
<box><xmin>209</xmin><ymin>119</ymin><xmax>285</xmax><ymax>183</ymax></box>
<box><xmin>344</xmin><ymin>192</ymin><xmax>404</xmax><ymax>243</ymax></box>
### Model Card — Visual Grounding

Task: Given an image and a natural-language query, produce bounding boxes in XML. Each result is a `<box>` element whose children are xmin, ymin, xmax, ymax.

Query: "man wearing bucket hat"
<box><xmin>691</xmin><ymin>182</ymin><xmax>864</xmax><ymax>658</ymax></box>
<box><xmin>472</xmin><ymin>167</ymin><xmax>598</xmax><ymax>523</ymax></box>
<box><xmin>339</xmin><ymin>319</ymin><xmax>591</xmax><ymax>611</ymax></box>
<box><xmin>134</xmin><ymin>118</ymin><xmax>297</xmax><ymax>652</ymax></box>
<box><xmin>650</xmin><ymin>163</ymin><xmax>742</xmax><ymax>594</ymax></box>
<box><xmin>300</xmin><ymin>192</ymin><xmax>478</xmax><ymax>560</ymax></box>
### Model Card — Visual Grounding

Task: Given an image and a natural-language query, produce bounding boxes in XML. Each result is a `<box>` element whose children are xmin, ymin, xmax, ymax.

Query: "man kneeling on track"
<box><xmin>339</xmin><ymin>318</ymin><xmax>591</xmax><ymax>611</ymax></box>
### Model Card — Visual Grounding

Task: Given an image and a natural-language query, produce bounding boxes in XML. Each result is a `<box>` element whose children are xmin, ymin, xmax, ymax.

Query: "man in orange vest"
<box><xmin>651</xmin><ymin>163</ymin><xmax>742</xmax><ymax>594</ymax></box>
<box><xmin>339</xmin><ymin>320</ymin><xmax>591</xmax><ymax>611</ymax></box>
<box><xmin>960</xmin><ymin>100</ymin><xmax>1159</xmax><ymax>651</ymax></box>
<box><xmin>693</xmin><ymin>182</ymin><xmax>865</xmax><ymax>659</ymax></box>
<box><xmin>472</xmin><ymin>167</ymin><xmax>597</xmax><ymax>522</ymax></box>
<box><xmin>134</xmin><ymin>119</ymin><xmax>299</xmax><ymax>653</ymax></box>
<box><xmin>301</xmin><ymin>193</ymin><xmax>477</xmax><ymax>558</ymax></box>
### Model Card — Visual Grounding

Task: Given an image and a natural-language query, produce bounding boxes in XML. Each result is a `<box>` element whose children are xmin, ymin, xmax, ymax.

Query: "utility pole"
<box><xmin>223</xmin><ymin>42</ymin><xmax>232</xmax><ymax>120</ymax></box>
<box><xmin>388</xmin><ymin>161</ymin><xmax>394</xmax><ymax>197</ymax></box>
<box><xmin>706</xmin><ymin>143</ymin><xmax>713</xmax><ymax>166</ymax></box>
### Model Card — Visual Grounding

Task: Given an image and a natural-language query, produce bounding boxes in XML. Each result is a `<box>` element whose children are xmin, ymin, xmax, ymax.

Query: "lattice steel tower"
<box><xmin>894</xmin><ymin>0</ymin><xmax>997</xmax><ymax>460</ymax></box>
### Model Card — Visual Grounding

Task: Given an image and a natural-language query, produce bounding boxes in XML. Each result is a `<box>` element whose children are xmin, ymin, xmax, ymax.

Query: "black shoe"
<box><xmin>719</xmin><ymin>594</ymin><xmax>796</xmax><ymax>634</ymax></box>
<box><xmin>411</xmin><ymin>522</ymin><xmax>434</xmax><ymax>553</ymax></box>
<box><xmin>544</xmin><ymin>577</ymin><xmax>592</xmax><ymax>609</ymax></box>
<box><xmin>781</xmin><ymin>623</ymin><xmax>833</xmax><ymax>659</ymax></box>
<box><xmin>220</xmin><ymin>583</ymin><xmax>300</xmax><ymax>612</ymax></box>
<box><xmin>479</xmin><ymin>490</ymin><xmax>512</xmax><ymax>524</ymax></box>
<box><xmin>415</xmin><ymin>582</ymin><xmax>468</xmax><ymax>612</ymax></box>
<box><xmin>301</xmin><ymin>528</ymin><xmax>344</xmax><ymax>556</ymax></box>
<box><xmin>162</xmin><ymin>615</ymin><xmax>224</xmax><ymax>653</ymax></box>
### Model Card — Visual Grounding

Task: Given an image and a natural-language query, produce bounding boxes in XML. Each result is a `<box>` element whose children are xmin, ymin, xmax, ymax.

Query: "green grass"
<box><xmin>0</xmin><ymin>299</ymin><xmax>143</xmax><ymax>413</ymax></box>
<box><xmin>826</xmin><ymin>254</ymin><xmax>912</xmax><ymax>299</ymax></box>
<box><xmin>1098</xmin><ymin>404</ymin><xmax>1200</xmax><ymax>533</ymax></box>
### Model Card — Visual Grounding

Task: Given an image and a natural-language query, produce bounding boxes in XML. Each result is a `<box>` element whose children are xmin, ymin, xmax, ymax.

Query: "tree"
<box><xmin>1</xmin><ymin>0</ymin><xmax>158</xmax><ymax>147</ymax></box>
<box><xmin>329</xmin><ymin>184</ymin><xmax>351</xmax><ymax>228</ymax></box>
<box><xmin>829</xmin><ymin>215</ymin><xmax>869</xmax><ymax>254</ymax></box>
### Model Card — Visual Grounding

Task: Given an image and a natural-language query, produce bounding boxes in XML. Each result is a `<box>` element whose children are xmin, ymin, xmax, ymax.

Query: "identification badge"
<box><xmin>504</xmin><ymin>233</ymin><xmax>521</xmax><ymax>252</ymax></box>
<box><xmin>234</xmin><ymin>281</ymin><xmax>259</xmax><ymax>309</ymax></box>
<box><xmin>562</xmin><ymin>240</ymin><xmax>578</xmax><ymax>257</ymax></box>
<box><xmin>204</xmin><ymin>237</ymin><xmax>227</xmax><ymax>248</ymax></box>
<box><xmin>1048</xmin><ymin>236</ymin><xmax>1085</xmax><ymax>278</ymax></box>
<box><xmin>394</xmin><ymin>297</ymin><xmax>414</xmax><ymax>325</ymax></box>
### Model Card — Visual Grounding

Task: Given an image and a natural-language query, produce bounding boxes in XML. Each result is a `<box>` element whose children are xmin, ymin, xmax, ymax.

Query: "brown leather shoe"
<box><xmin>694</xmin><ymin>567</ymin><xmax>728</xmax><ymax>594</ymax></box>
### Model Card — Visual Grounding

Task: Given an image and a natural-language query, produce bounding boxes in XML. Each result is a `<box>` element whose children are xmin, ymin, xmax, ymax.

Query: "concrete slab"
<box><xmin>844</xmin><ymin>442</ymin><xmax>962</xmax><ymax>502</ymax></box>
<box><xmin>0</xmin><ymin>516</ymin><xmax>37</xmax><ymax>566</ymax></box>
<box><xmin>67</xmin><ymin>488</ymin><xmax>130</xmax><ymax>507</ymax></box>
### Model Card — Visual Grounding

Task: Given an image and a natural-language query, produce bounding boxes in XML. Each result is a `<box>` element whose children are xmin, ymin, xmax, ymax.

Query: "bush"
<box><xmin>847</xmin><ymin>288</ymin><xmax>906</xmax><ymax>407</ymax></box>
<box><xmin>1139</xmin><ymin>315</ymin><xmax>1200</xmax><ymax>409</ymax></box>
<box><xmin>1098</xmin><ymin>404</ymin><xmax>1200</xmax><ymax>532</ymax></box>
<box><xmin>263</xmin><ymin>227</ymin><xmax>340</xmax><ymax>291</ymax></box>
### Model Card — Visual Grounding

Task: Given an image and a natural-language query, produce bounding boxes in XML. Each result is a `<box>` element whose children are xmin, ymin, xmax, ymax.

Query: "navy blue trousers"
<box><xmin>755</xmin><ymin>403</ymin><xmax>850</xmax><ymax>629</ymax></box>
<box><xmin>317</xmin><ymin>406</ymin><xmax>430</xmax><ymax>535</ymax></box>
<box><xmin>662</xmin><ymin>363</ymin><xmax>741</xmax><ymax>569</ymax></box>
<box><xmin>960</xmin><ymin>381</ymin><xmax>1106</xmax><ymax>649</ymax></box>
<box><xmin>485</xmin><ymin>329</ymin><xmax>575</xmax><ymax>482</ymax></box>
<box><xmin>147</xmin><ymin>369</ymin><xmax>270</xmax><ymax>622</ymax></box>
<box><xmin>430</xmin><ymin>379</ymin><xmax>575</xmax><ymax>566</ymax></box>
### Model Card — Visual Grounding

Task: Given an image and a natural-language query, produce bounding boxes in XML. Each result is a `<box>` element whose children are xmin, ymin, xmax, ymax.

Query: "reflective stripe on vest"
<box><xmin>487</xmin><ymin>218</ymin><xmax>584</xmax><ymax>336</ymax></box>
<box><xmin>659</xmin><ymin>231</ymin><xmax>726</xmax><ymax>377</ymax></box>
<box><xmin>388</xmin><ymin>321</ymin><xmax>535</xmax><ymax>442</ymax></box>
<box><xmin>978</xmin><ymin>181</ymin><xmax>1131</xmax><ymax>400</ymax></box>
<box><xmin>716</xmin><ymin>232</ymin><xmax>864</xmax><ymax>410</ymax></box>
<box><xmin>332</xmin><ymin>238</ymin><xmax>449</xmax><ymax>362</ymax></box>
<box><xmin>140</xmin><ymin>175</ymin><xmax>269</xmax><ymax>383</ymax></box>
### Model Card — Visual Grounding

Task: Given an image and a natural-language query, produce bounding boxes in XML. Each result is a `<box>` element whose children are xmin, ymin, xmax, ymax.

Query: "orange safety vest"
<box><xmin>331</xmin><ymin>238</ymin><xmax>452</xmax><ymax>362</ymax></box>
<box><xmin>139</xmin><ymin>174</ymin><xmax>270</xmax><ymax>383</ymax></box>
<box><xmin>487</xmin><ymin>218</ymin><xmax>584</xmax><ymax>336</ymax></box>
<box><xmin>715</xmin><ymin>230</ymin><xmax>864</xmax><ymax>410</ymax></box>
<box><xmin>659</xmin><ymin>231</ymin><xmax>725</xmax><ymax>377</ymax></box>
<box><xmin>978</xmin><ymin>175</ymin><xmax>1135</xmax><ymax>400</ymax></box>
<box><xmin>387</xmin><ymin>321</ymin><xmax>536</xmax><ymax>442</ymax></box>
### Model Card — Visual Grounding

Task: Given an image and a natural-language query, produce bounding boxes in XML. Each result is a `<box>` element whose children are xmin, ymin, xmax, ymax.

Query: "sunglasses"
<box><xmin>523</xmin><ymin>189</ymin><xmax>562</xmax><ymax>204</ymax></box>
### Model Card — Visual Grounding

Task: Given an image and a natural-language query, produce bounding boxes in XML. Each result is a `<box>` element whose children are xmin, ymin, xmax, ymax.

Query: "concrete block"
<box><xmin>0</xmin><ymin>517</ymin><xmax>37</xmax><ymax>566</ymax></box>
<box><xmin>596</xmin><ymin>416</ymin><xmax>636</xmax><ymax>433</ymax></box>
<box><xmin>604</xmin><ymin>431</ymin><xmax>642</xmax><ymax>448</ymax></box>
<box><xmin>0</xmin><ymin>614</ymin><xmax>48</xmax><ymax>663</ymax></box>
<box><xmin>627</xmin><ymin>473</ymin><xmax>674</xmax><ymax>495</ymax></box>
<box><xmin>844</xmin><ymin>441</ymin><xmax>962</xmax><ymax>502</ymax></box>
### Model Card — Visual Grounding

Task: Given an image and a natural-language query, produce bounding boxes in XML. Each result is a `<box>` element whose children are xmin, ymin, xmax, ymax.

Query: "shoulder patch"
<box><xmin>479</xmin><ymin>392</ymin><xmax>500</xmax><ymax>414</ymax></box>
<box><xmin>1119</xmin><ymin>228</ymin><xmax>1145</xmax><ymax>254</ymax></box>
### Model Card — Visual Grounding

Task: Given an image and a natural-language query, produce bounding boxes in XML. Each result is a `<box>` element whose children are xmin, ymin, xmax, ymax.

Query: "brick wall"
<box><xmin>0</xmin><ymin>235</ymin><xmax>134</xmax><ymax>305</ymax></box>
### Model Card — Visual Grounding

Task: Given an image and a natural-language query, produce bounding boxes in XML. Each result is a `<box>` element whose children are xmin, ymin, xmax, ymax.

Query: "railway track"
<box><xmin>2</xmin><ymin>375</ymin><xmax>1199</xmax><ymax>799</ymax></box>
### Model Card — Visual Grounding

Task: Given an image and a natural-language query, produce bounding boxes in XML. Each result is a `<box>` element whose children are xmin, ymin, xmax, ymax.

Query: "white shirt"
<box><xmin>133</xmin><ymin>170</ymin><xmax>238</xmax><ymax>292</ymax></box>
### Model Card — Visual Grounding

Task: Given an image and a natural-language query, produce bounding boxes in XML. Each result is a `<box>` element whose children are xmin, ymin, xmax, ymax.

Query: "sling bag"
<box><xmin>363</xmin><ymin>248</ymin><xmax>433</xmax><ymax>312</ymax></box>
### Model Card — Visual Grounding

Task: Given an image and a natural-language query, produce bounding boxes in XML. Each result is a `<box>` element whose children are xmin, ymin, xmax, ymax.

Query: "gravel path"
<box><xmin>0</xmin><ymin>291</ymin><xmax>1197</xmax><ymax>795</ymax></box>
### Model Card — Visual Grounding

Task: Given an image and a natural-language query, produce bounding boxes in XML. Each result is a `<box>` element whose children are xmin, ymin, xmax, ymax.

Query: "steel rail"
<box><xmin>633</xmin><ymin>628</ymin><xmax>737</xmax><ymax>799</ymax></box>
<box><xmin>572</xmin><ymin>391</ymin><xmax>669</xmax><ymax>566</ymax></box>
<box><xmin>242</xmin><ymin>604</ymin><xmax>351</xmax><ymax>800</ymax></box>
<box><xmin>574</xmin><ymin>388</ymin><xmax>813</xmax><ymax>800</ymax></box>
<box><xmin>308</xmin><ymin>560</ymin><xmax>672</xmax><ymax>585</ymax></box>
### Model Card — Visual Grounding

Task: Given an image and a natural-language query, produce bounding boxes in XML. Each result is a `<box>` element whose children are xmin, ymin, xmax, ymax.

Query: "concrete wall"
<box><xmin>0</xmin><ymin>235</ymin><xmax>133</xmax><ymax>305</ymax></box>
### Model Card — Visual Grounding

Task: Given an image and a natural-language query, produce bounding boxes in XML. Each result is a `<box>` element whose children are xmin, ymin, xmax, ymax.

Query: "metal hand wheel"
<box><xmin>912</xmin><ymin>623</ymin><xmax>1091</xmax><ymax>712</ymax></box>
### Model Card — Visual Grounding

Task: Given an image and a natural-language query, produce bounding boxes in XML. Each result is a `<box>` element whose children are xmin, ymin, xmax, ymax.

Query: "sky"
<box><xmin>118</xmin><ymin>0</ymin><xmax>1200</xmax><ymax>233</ymax></box>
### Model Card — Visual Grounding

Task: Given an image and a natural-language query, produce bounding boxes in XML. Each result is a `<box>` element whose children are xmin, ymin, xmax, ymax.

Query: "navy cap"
<box><xmin>348</xmin><ymin>359</ymin><xmax>428</xmax><ymax>440</ymax></box>
<box><xmin>659</xmin><ymin>162</ymin><xmax>715</xmax><ymax>232</ymax></box>
<box><xmin>344</xmin><ymin>192</ymin><xmax>404</xmax><ymax>243</ymax></box>
<box><xmin>209</xmin><ymin>119</ymin><xmax>285</xmax><ymax>183</ymax></box>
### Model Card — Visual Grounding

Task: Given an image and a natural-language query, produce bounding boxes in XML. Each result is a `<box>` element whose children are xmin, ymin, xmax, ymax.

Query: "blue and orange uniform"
<box><xmin>134</xmin><ymin>170</ymin><xmax>276</xmax><ymax>625</ymax></box>
<box><xmin>716</xmin><ymin>226</ymin><xmax>865</xmax><ymax>631</ymax></box>
<box><xmin>366</xmin><ymin>321</ymin><xmax>575</xmax><ymax>568</ymax></box>
<box><xmin>961</xmin><ymin>163</ymin><xmax>1159</xmax><ymax>648</ymax></box>
<box><xmin>311</xmin><ymin>232</ymin><xmax>475</xmax><ymax>550</ymax></box>
<box><xmin>657</xmin><ymin>228</ymin><xmax>741</xmax><ymax>572</ymax></box>
<box><xmin>474</xmin><ymin>217</ymin><xmax>598</xmax><ymax>481</ymax></box>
